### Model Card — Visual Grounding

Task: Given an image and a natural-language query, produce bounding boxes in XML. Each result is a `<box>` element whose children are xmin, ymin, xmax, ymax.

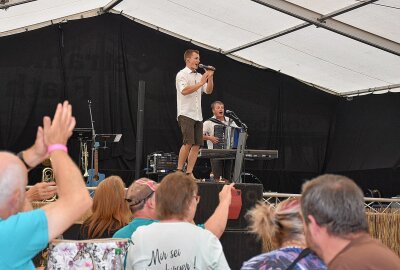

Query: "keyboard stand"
<box><xmin>232</xmin><ymin>131</ymin><xmax>248</xmax><ymax>183</ymax></box>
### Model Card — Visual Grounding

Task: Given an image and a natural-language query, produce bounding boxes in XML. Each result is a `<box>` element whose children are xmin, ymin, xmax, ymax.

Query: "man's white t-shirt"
<box><xmin>126</xmin><ymin>222</ymin><xmax>230</xmax><ymax>270</ymax></box>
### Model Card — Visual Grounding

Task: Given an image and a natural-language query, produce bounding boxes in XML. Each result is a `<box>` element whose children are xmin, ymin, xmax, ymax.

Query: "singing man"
<box><xmin>175</xmin><ymin>49</ymin><xmax>215</xmax><ymax>179</ymax></box>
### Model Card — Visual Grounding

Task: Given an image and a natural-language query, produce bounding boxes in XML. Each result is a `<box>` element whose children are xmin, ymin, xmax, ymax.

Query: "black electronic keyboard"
<box><xmin>198</xmin><ymin>149</ymin><xmax>278</xmax><ymax>160</ymax></box>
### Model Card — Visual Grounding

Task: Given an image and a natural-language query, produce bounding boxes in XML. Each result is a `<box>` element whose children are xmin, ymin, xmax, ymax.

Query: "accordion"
<box><xmin>213</xmin><ymin>125</ymin><xmax>241</xmax><ymax>149</ymax></box>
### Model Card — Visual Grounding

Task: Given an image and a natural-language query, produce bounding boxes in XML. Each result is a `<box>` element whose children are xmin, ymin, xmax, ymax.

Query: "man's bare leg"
<box><xmin>177</xmin><ymin>144</ymin><xmax>192</xmax><ymax>171</ymax></box>
<box><xmin>186</xmin><ymin>144</ymin><xmax>200</xmax><ymax>175</ymax></box>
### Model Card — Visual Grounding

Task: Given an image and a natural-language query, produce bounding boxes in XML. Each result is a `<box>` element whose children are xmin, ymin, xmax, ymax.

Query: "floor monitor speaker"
<box><xmin>194</xmin><ymin>182</ymin><xmax>263</xmax><ymax>230</ymax></box>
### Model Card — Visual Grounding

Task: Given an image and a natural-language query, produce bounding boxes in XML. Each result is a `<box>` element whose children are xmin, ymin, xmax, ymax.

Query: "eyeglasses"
<box><xmin>193</xmin><ymin>195</ymin><xmax>200</xmax><ymax>204</ymax></box>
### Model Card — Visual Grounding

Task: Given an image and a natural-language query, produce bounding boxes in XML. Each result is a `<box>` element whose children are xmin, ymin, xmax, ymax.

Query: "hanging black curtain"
<box><xmin>1</xmin><ymin>13</ymin><xmax>399</xmax><ymax>196</ymax></box>
<box><xmin>0</xmin><ymin>13</ymin><xmax>353</xmax><ymax>190</ymax></box>
<box><xmin>325</xmin><ymin>93</ymin><xmax>400</xmax><ymax>196</ymax></box>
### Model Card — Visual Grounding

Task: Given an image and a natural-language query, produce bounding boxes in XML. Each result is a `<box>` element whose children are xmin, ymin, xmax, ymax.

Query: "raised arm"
<box><xmin>41</xmin><ymin>101</ymin><xmax>92</xmax><ymax>240</ymax></box>
<box><xmin>18</xmin><ymin>126</ymin><xmax>49</xmax><ymax>170</ymax></box>
<box><xmin>179</xmin><ymin>72</ymin><xmax>210</xmax><ymax>96</ymax></box>
<box><xmin>204</xmin><ymin>183</ymin><xmax>234</xmax><ymax>238</ymax></box>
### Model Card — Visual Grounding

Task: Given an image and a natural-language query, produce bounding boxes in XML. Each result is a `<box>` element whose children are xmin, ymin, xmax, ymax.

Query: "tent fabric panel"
<box><xmin>285</xmin><ymin>0</ymin><xmax>357</xmax><ymax>14</ymax></box>
<box><xmin>337</xmin><ymin>0</ymin><xmax>400</xmax><ymax>43</ymax></box>
<box><xmin>0</xmin><ymin>0</ymin><xmax>108</xmax><ymax>33</ymax></box>
<box><xmin>113</xmin><ymin>0</ymin><xmax>304</xmax><ymax>50</ymax></box>
<box><xmin>0</xmin><ymin>9</ymin><xmax>101</xmax><ymax>37</ymax></box>
<box><xmin>235</xmin><ymin>27</ymin><xmax>400</xmax><ymax>93</ymax></box>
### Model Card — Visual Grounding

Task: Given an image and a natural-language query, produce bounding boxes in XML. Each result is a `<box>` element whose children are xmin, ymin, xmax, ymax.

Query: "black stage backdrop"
<box><xmin>325</xmin><ymin>93</ymin><xmax>400</xmax><ymax>196</ymax></box>
<box><xmin>1</xmin><ymin>14</ymin><xmax>399</xmax><ymax>196</ymax></box>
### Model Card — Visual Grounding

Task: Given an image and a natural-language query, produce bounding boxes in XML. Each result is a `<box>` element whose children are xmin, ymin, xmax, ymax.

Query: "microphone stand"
<box><xmin>228</xmin><ymin>112</ymin><xmax>248</xmax><ymax>131</ymax></box>
<box><xmin>226</xmin><ymin>111</ymin><xmax>248</xmax><ymax>183</ymax></box>
<box><xmin>88</xmin><ymin>100</ymin><xmax>96</xmax><ymax>171</ymax></box>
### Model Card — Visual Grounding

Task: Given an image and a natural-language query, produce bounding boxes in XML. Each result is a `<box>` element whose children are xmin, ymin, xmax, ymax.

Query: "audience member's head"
<box><xmin>125</xmin><ymin>172</ymin><xmax>230</xmax><ymax>269</ymax></box>
<box><xmin>301</xmin><ymin>174</ymin><xmax>369</xmax><ymax>263</ymax></box>
<box><xmin>0</xmin><ymin>152</ymin><xmax>27</xmax><ymax>218</ymax></box>
<box><xmin>125</xmin><ymin>178</ymin><xmax>157</xmax><ymax>216</ymax></box>
<box><xmin>156</xmin><ymin>172</ymin><xmax>199</xmax><ymax>221</ymax></box>
<box><xmin>83</xmin><ymin>175</ymin><xmax>131</xmax><ymax>238</ymax></box>
<box><xmin>301</xmin><ymin>174</ymin><xmax>368</xmax><ymax>237</ymax></box>
<box><xmin>242</xmin><ymin>197</ymin><xmax>327</xmax><ymax>270</ymax></box>
<box><xmin>114</xmin><ymin>176</ymin><xmax>234</xmax><ymax>239</ymax></box>
<box><xmin>247</xmin><ymin>197</ymin><xmax>304</xmax><ymax>251</ymax></box>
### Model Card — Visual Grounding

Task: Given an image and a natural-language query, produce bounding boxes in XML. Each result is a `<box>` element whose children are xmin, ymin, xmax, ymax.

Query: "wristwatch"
<box><xmin>17</xmin><ymin>151</ymin><xmax>32</xmax><ymax>170</ymax></box>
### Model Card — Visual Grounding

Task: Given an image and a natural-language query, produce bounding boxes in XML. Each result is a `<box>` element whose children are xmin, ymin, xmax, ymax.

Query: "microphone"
<box><xmin>226</xmin><ymin>110</ymin><xmax>247</xmax><ymax>130</ymax></box>
<box><xmin>199</xmin><ymin>64</ymin><xmax>216</xmax><ymax>71</ymax></box>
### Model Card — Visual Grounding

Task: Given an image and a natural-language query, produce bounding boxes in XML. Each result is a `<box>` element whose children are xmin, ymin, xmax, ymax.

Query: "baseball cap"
<box><xmin>125</xmin><ymin>178</ymin><xmax>157</xmax><ymax>208</ymax></box>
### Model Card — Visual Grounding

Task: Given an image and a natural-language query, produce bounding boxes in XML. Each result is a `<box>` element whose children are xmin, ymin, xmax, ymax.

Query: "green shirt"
<box><xmin>113</xmin><ymin>218</ymin><xmax>205</xmax><ymax>239</ymax></box>
<box><xmin>113</xmin><ymin>218</ymin><xmax>156</xmax><ymax>239</ymax></box>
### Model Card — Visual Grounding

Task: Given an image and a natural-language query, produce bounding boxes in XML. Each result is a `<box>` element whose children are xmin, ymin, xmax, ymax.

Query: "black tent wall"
<box><xmin>1</xmin><ymin>14</ymin><xmax>399</xmax><ymax>196</ymax></box>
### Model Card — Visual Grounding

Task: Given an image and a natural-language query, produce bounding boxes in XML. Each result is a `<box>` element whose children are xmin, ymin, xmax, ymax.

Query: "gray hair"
<box><xmin>211</xmin><ymin>101</ymin><xmax>224</xmax><ymax>110</ymax></box>
<box><xmin>301</xmin><ymin>174</ymin><xmax>368</xmax><ymax>236</ymax></box>
<box><xmin>0</xmin><ymin>152</ymin><xmax>26</xmax><ymax>207</ymax></box>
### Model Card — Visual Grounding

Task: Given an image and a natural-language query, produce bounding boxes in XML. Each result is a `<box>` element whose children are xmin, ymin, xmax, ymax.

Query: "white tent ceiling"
<box><xmin>1</xmin><ymin>0</ymin><xmax>399</xmax><ymax>96</ymax></box>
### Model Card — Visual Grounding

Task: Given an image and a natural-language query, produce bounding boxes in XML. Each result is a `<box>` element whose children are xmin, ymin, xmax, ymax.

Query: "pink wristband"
<box><xmin>47</xmin><ymin>144</ymin><xmax>68</xmax><ymax>155</ymax></box>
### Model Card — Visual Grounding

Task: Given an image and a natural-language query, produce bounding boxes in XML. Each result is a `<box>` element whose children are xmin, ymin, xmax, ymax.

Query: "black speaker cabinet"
<box><xmin>194</xmin><ymin>182</ymin><xmax>263</xmax><ymax>230</ymax></box>
<box><xmin>220</xmin><ymin>230</ymin><xmax>262</xmax><ymax>269</ymax></box>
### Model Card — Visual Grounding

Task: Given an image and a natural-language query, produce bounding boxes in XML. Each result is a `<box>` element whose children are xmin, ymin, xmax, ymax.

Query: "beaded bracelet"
<box><xmin>17</xmin><ymin>151</ymin><xmax>32</xmax><ymax>170</ymax></box>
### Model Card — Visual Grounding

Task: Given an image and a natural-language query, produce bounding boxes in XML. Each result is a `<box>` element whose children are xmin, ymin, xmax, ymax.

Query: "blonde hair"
<box><xmin>247</xmin><ymin>198</ymin><xmax>304</xmax><ymax>251</ymax></box>
<box><xmin>83</xmin><ymin>176</ymin><xmax>131</xmax><ymax>238</ymax></box>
